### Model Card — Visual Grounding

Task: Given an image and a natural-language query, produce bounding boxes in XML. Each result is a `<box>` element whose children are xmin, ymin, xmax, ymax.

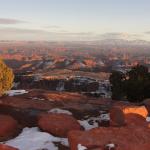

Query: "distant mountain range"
<box><xmin>0</xmin><ymin>39</ymin><xmax>150</xmax><ymax>56</ymax></box>
<box><xmin>0</xmin><ymin>39</ymin><xmax>150</xmax><ymax>45</ymax></box>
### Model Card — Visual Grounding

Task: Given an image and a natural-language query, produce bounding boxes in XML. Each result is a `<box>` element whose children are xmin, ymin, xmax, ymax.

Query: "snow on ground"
<box><xmin>48</xmin><ymin>108</ymin><xmax>72</xmax><ymax>115</ymax></box>
<box><xmin>6</xmin><ymin>90</ymin><xmax>28</xmax><ymax>96</ymax></box>
<box><xmin>146</xmin><ymin>116</ymin><xmax>150</xmax><ymax>122</ymax></box>
<box><xmin>30</xmin><ymin>97</ymin><xmax>54</xmax><ymax>102</ymax></box>
<box><xmin>32</xmin><ymin>97</ymin><xmax>46</xmax><ymax>101</ymax></box>
<box><xmin>78</xmin><ymin>113</ymin><xmax>110</xmax><ymax>130</ymax></box>
<box><xmin>78</xmin><ymin>117</ymin><xmax>99</xmax><ymax>130</ymax></box>
<box><xmin>99</xmin><ymin>113</ymin><xmax>110</xmax><ymax>121</ymax></box>
<box><xmin>77</xmin><ymin>144</ymin><xmax>87</xmax><ymax>150</ymax></box>
<box><xmin>3</xmin><ymin>127</ymin><xmax>69</xmax><ymax>150</ymax></box>
<box><xmin>105</xmin><ymin>143</ymin><xmax>115</xmax><ymax>150</ymax></box>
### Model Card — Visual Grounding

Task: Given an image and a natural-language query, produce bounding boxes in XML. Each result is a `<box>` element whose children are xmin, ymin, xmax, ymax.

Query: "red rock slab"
<box><xmin>38</xmin><ymin>113</ymin><xmax>81</xmax><ymax>137</ymax></box>
<box><xmin>110</xmin><ymin>107</ymin><xmax>126</xmax><ymax>127</ymax></box>
<box><xmin>125</xmin><ymin>113</ymin><xmax>149</xmax><ymax>127</ymax></box>
<box><xmin>68</xmin><ymin>126</ymin><xmax>150</xmax><ymax>150</ymax></box>
<box><xmin>0</xmin><ymin>115</ymin><xmax>18</xmax><ymax>141</ymax></box>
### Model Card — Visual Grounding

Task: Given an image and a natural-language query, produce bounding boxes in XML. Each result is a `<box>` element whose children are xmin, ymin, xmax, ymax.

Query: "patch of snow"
<box><xmin>65</xmin><ymin>60</ymin><xmax>70</xmax><ymax>66</ymax></box>
<box><xmin>48</xmin><ymin>99</ymin><xmax>55</xmax><ymax>102</ymax></box>
<box><xmin>59</xmin><ymin>138</ymin><xmax>69</xmax><ymax>146</ymax></box>
<box><xmin>78</xmin><ymin>118</ymin><xmax>99</xmax><ymax>130</ymax></box>
<box><xmin>13</xmin><ymin>82</ymin><xmax>20</xmax><ymax>88</ymax></box>
<box><xmin>32</xmin><ymin>97</ymin><xmax>45</xmax><ymax>101</ymax></box>
<box><xmin>98</xmin><ymin>60</ymin><xmax>105</xmax><ymax>66</ymax></box>
<box><xmin>79</xmin><ymin>62</ymin><xmax>86</xmax><ymax>68</ymax></box>
<box><xmin>45</xmin><ymin>61</ymin><xmax>54</xmax><ymax>66</ymax></box>
<box><xmin>4</xmin><ymin>127</ymin><xmax>69</xmax><ymax>150</ymax></box>
<box><xmin>78</xmin><ymin>113</ymin><xmax>110</xmax><ymax>130</ymax></box>
<box><xmin>146</xmin><ymin>116</ymin><xmax>150</xmax><ymax>122</ymax></box>
<box><xmin>6</xmin><ymin>90</ymin><xmax>28</xmax><ymax>96</ymax></box>
<box><xmin>99</xmin><ymin>113</ymin><xmax>110</xmax><ymax>121</ymax></box>
<box><xmin>105</xmin><ymin>143</ymin><xmax>115</xmax><ymax>150</ymax></box>
<box><xmin>48</xmin><ymin>108</ymin><xmax>72</xmax><ymax>115</ymax></box>
<box><xmin>56</xmin><ymin>81</ymin><xmax>65</xmax><ymax>91</ymax></box>
<box><xmin>77</xmin><ymin>144</ymin><xmax>87</xmax><ymax>150</ymax></box>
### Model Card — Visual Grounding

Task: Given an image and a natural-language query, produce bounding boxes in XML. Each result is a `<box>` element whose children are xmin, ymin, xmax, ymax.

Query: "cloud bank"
<box><xmin>0</xmin><ymin>26</ymin><xmax>144</xmax><ymax>41</ymax></box>
<box><xmin>0</xmin><ymin>18</ymin><xmax>26</xmax><ymax>24</ymax></box>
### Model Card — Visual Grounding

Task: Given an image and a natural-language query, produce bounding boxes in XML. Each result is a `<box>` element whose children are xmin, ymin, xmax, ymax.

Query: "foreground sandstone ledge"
<box><xmin>0</xmin><ymin>89</ymin><xmax>150</xmax><ymax>150</ymax></box>
<box><xmin>68</xmin><ymin>125</ymin><xmax>150</xmax><ymax>150</ymax></box>
<box><xmin>68</xmin><ymin>105</ymin><xmax>150</xmax><ymax>150</ymax></box>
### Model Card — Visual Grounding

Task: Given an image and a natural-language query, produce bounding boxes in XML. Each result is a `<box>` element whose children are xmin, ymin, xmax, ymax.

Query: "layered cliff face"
<box><xmin>14</xmin><ymin>75</ymin><xmax>111</xmax><ymax>99</ymax></box>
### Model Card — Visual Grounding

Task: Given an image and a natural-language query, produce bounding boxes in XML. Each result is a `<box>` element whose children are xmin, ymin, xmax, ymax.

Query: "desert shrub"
<box><xmin>110</xmin><ymin>65</ymin><xmax>150</xmax><ymax>102</ymax></box>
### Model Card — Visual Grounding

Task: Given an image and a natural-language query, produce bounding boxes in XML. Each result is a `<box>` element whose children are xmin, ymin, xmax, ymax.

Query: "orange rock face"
<box><xmin>38</xmin><ymin>113</ymin><xmax>81</xmax><ymax>137</ymax></box>
<box><xmin>0</xmin><ymin>144</ymin><xmax>18</xmax><ymax>150</ymax></box>
<box><xmin>123</xmin><ymin>106</ymin><xmax>148</xmax><ymax>118</ymax></box>
<box><xmin>0</xmin><ymin>115</ymin><xmax>18</xmax><ymax>141</ymax></box>
<box><xmin>68</xmin><ymin>126</ymin><xmax>150</xmax><ymax>150</ymax></box>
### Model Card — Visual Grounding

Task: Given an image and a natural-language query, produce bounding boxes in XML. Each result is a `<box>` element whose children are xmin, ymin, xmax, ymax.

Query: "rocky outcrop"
<box><xmin>0</xmin><ymin>104</ymin><xmax>44</xmax><ymax>127</ymax></box>
<box><xmin>123</xmin><ymin>106</ymin><xmax>148</xmax><ymax>118</ymax></box>
<box><xmin>0</xmin><ymin>115</ymin><xmax>19</xmax><ymax>141</ymax></box>
<box><xmin>68</xmin><ymin>126</ymin><xmax>150</xmax><ymax>150</ymax></box>
<box><xmin>110</xmin><ymin>107</ymin><xmax>126</xmax><ymax>127</ymax></box>
<box><xmin>16</xmin><ymin>75</ymin><xmax>100</xmax><ymax>93</ymax></box>
<box><xmin>38</xmin><ymin>113</ymin><xmax>81</xmax><ymax>137</ymax></box>
<box><xmin>0</xmin><ymin>144</ymin><xmax>18</xmax><ymax>150</ymax></box>
<box><xmin>125</xmin><ymin>113</ymin><xmax>148</xmax><ymax>127</ymax></box>
<box><xmin>0</xmin><ymin>91</ymin><xmax>149</xmax><ymax>150</ymax></box>
<box><xmin>68</xmin><ymin>104</ymin><xmax>150</xmax><ymax>150</ymax></box>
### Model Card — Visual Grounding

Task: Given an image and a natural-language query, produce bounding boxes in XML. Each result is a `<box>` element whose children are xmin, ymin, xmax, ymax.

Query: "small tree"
<box><xmin>125</xmin><ymin>65</ymin><xmax>150</xmax><ymax>102</ymax></box>
<box><xmin>109</xmin><ymin>65</ymin><xmax>150</xmax><ymax>102</ymax></box>
<box><xmin>109</xmin><ymin>71</ymin><xmax>125</xmax><ymax>100</ymax></box>
<box><xmin>0</xmin><ymin>59</ymin><xmax>14</xmax><ymax>95</ymax></box>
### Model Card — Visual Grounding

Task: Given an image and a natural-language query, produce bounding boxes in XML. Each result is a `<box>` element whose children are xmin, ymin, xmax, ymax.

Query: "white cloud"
<box><xmin>145</xmin><ymin>31</ymin><xmax>150</xmax><ymax>34</ymax></box>
<box><xmin>0</xmin><ymin>27</ymin><xmax>144</xmax><ymax>41</ymax></box>
<box><xmin>99</xmin><ymin>32</ymin><xmax>140</xmax><ymax>40</ymax></box>
<box><xmin>44</xmin><ymin>25</ymin><xmax>61</xmax><ymax>29</ymax></box>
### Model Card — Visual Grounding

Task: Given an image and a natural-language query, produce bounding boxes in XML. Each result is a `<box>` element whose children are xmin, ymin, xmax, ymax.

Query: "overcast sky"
<box><xmin>0</xmin><ymin>0</ymin><xmax>150</xmax><ymax>41</ymax></box>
